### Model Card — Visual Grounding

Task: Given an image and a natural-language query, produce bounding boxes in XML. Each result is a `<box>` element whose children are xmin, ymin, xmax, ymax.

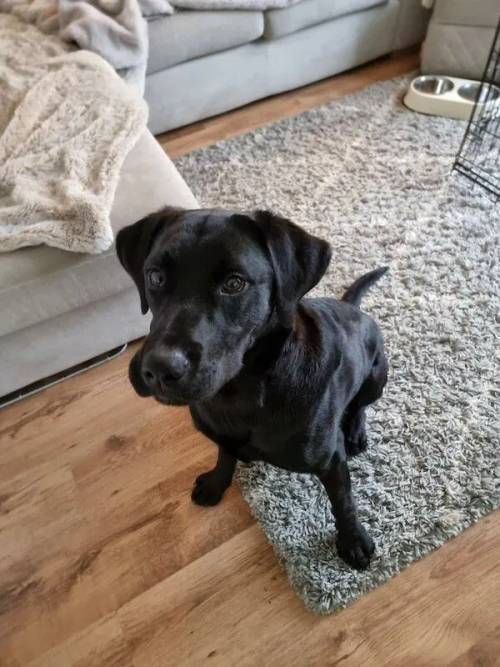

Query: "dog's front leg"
<box><xmin>191</xmin><ymin>446</ymin><xmax>237</xmax><ymax>507</ymax></box>
<box><xmin>320</xmin><ymin>435</ymin><xmax>375</xmax><ymax>570</ymax></box>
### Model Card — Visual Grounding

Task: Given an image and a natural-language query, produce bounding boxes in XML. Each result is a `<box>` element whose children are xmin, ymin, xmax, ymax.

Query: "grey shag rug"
<box><xmin>174</xmin><ymin>77</ymin><xmax>500</xmax><ymax>614</ymax></box>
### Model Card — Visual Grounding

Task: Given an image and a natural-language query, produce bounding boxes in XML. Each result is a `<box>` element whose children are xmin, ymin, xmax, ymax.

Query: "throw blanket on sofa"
<box><xmin>0</xmin><ymin>0</ymin><xmax>175</xmax><ymax>91</ymax></box>
<box><xmin>0</xmin><ymin>0</ymin><xmax>167</xmax><ymax>92</ymax></box>
<box><xmin>169</xmin><ymin>0</ymin><xmax>300</xmax><ymax>8</ymax></box>
<box><xmin>0</xmin><ymin>14</ymin><xmax>147</xmax><ymax>254</ymax></box>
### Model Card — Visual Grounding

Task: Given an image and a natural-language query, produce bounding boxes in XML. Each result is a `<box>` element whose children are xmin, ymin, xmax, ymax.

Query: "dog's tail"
<box><xmin>341</xmin><ymin>266</ymin><xmax>389</xmax><ymax>307</ymax></box>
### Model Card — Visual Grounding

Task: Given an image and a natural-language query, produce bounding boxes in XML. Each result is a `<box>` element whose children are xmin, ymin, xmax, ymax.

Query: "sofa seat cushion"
<box><xmin>0</xmin><ymin>132</ymin><xmax>197</xmax><ymax>338</ymax></box>
<box><xmin>147</xmin><ymin>10</ymin><xmax>264</xmax><ymax>75</ymax></box>
<box><xmin>263</xmin><ymin>0</ymin><xmax>387</xmax><ymax>40</ymax></box>
<box><xmin>432</xmin><ymin>0</ymin><xmax>499</xmax><ymax>29</ymax></box>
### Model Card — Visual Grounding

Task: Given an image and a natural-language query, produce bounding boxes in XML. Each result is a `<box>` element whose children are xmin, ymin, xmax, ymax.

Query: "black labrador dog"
<box><xmin>117</xmin><ymin>207</ymin><xmax>388</xmax><ymax>570</ymax></box>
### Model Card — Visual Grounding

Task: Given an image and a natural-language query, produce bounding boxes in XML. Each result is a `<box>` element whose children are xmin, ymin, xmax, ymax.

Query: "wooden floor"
<box><xmin>2</xmin><ymin>53</ymin><xmax>500</xmax><ymax>667</ymax></box>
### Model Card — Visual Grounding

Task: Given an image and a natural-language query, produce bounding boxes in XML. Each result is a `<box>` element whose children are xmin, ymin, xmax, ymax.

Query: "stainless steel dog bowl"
<box><xmin>457</xmin><ymin>82</ymin><xmax>500</xmax><ymax>103</ymax></box>
<box><xmin>413</xmin><ymin>75</ymin><xmax>454</xmax><ymax>96</ymax></box>
<box><xmin>405</xmin><ymin>74</ymin><xmax>500</xmax><ymax>120</ymax></box>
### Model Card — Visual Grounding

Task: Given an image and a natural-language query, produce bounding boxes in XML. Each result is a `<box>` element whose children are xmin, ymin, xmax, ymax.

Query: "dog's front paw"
<box><xmin>336</xmin><ymin>523</ymin><xmax>375</xmax><ymax>570</ymax></box>
<box><xmin>191</xmin><ymin>471</ymin><xmax>227</xmax><ymax>506</ymax></box>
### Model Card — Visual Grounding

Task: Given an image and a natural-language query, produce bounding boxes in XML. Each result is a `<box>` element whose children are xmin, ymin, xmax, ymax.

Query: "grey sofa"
<box><xmin>145</xmin><ymin>0</ymin><xmax>431</xmax><ymax>134</ymax></box>
<box><xmin>421</xmin><ymin>0</ymin><xmax>499</xmax><ymax>80</ymax></box>
<box><xmin>0</xmin><ymin>132</ymin><xmax>197</xmax><ymax>400</ymax></box>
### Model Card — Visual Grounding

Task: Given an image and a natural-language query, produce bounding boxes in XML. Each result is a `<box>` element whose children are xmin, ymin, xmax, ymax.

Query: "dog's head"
<box><xmin>117</xmin><ymin>207</ymin><xmax>331</xmax><ymax>405</ymax></box>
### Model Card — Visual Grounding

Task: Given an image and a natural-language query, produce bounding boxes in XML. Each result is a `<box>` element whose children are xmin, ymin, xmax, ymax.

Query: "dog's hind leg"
<box><xmin>342</xmin><ymin>353</ymin><xmax>387</xmax><ymax>457</ymax></box>
<box><xmin>342</xmin><ymin>403</ymin><xmax>369</xmax><ymax>457</ymax></box>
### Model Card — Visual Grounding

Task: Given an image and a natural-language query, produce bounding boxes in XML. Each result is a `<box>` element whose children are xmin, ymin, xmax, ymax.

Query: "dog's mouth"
<box><xmin>154</xmin><ymin>393</ymin><xmax>188</xmax><ymax>407</ymax></box>
<box><xmin>152</xmin><ymin>382</ymin><xmax>219</xmax><ymax>406</ymax></box>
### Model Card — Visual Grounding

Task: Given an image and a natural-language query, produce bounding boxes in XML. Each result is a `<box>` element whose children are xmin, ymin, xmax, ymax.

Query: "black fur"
<box><xmin>117</xmin><ymin>207</ymin><xmax>388</xmax><ymax>569</ymax></box>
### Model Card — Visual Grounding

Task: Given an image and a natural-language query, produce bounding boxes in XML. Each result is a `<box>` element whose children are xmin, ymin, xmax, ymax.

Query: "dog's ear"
<box><xmin>116</xmin><ymin>206</ymin><xmax>183</xmax><ymax>314</ymax></box>
<box><xmin>249</xmin><ymin>210</ymin><xmax>332</xmax><ymax>327</ymax></box>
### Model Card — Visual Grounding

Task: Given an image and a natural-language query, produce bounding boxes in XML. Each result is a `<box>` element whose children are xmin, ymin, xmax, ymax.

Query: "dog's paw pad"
<box><xmin>336</xmin><ymin>525</ymin><xmax>375</xmax><ymax>570</ymax></box>
<box><xmin>191</xmin><ymin>472</ymin><xmax>225</xmax><ymax>506</ymax></box>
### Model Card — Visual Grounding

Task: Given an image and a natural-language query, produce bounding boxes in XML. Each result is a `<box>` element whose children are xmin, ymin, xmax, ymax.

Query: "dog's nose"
<box><xmin>142</xmin><ymin>347</ymin><xmax>189</xmax><ymax>387</ymax></box>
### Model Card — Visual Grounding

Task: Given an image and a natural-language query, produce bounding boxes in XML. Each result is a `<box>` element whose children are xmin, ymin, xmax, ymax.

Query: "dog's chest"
<box><xmin>200</xmin><ymin>377</ymin><xmax>264</xmax><ymax>439</ymax></box>
<box><xmin>198</xmin><ymin>377</ymin><xmax>335</xmax><ymax>473</ymax></box>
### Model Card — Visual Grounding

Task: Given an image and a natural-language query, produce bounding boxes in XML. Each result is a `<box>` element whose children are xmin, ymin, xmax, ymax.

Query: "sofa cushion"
<box><xmin>0</xmin><ymin>131</ymin><xmax>197</xmax><ymax>338</ymax></box>
<box><xmin>147</xmin><ymin>10</ymin><xmax>264</xmax><ymax>75</ymax></box>
<box><xmin>432</xmin><ymin>0</ymin><xmax>499</xmax><ymax>29</ymax></box>
<box><xmin>263</xmin><ymin>0</ymin><xmax>387</xmax><ymax>40</ymax></box>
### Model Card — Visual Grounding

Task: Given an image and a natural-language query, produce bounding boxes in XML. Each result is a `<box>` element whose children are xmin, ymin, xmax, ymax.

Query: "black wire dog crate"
<box><xmin>454</xmin><ymin>18</ymin><xmax>500</xmax><ymax>202</ymax></box>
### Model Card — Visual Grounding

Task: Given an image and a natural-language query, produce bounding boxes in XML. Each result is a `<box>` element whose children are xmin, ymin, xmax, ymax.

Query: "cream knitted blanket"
<box><xmin>0</xmin><ymin>14</ymin><xmax>147</xmax><ymax>254</ymax></box>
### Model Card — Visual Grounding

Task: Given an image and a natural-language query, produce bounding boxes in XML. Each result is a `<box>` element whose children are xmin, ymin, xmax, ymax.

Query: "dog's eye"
<box><xmin>221</xmin><ymin>275</ymin><xmax>246</xmax><ymax>295</ymax></box>
<box><xmin>148</xmin><ymin>269</ymin><xmax>165</xmax><ymax>288</ymax></box>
